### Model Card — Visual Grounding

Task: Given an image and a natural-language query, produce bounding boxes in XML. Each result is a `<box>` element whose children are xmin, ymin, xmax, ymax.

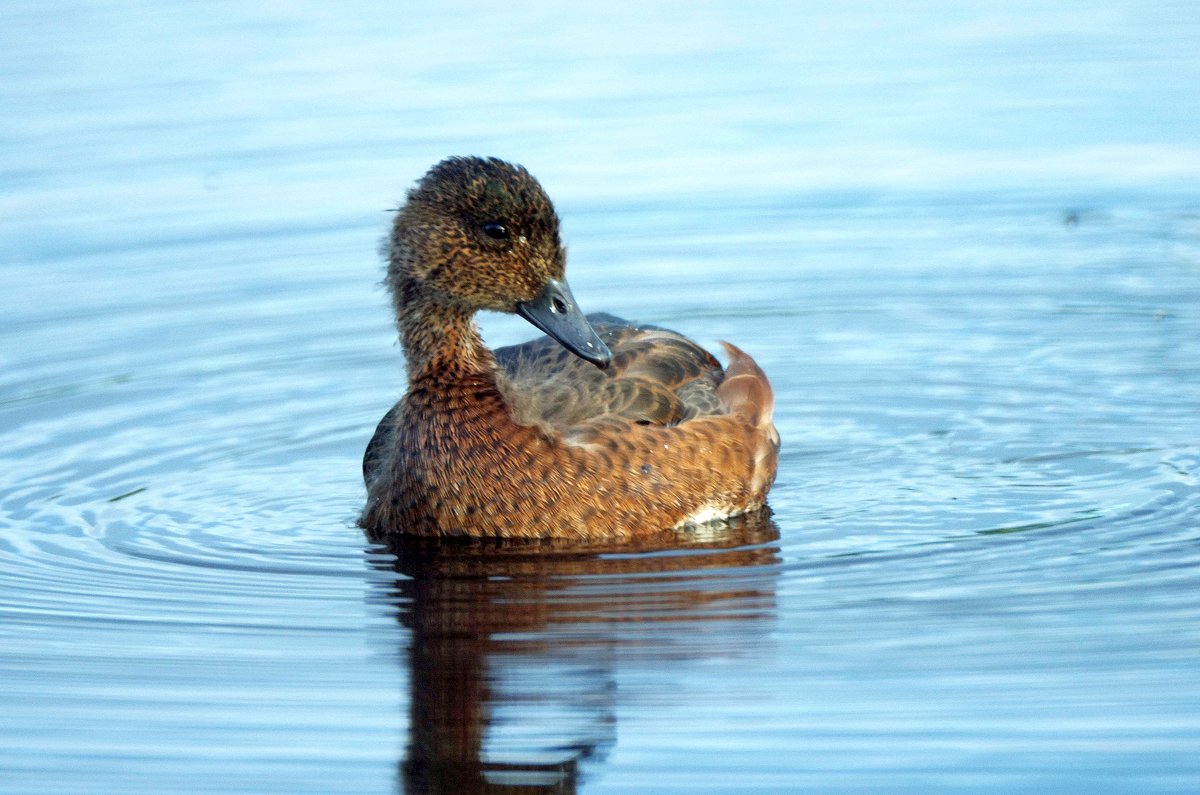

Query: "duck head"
<box><xmin>387</xmin><ymin>156</ymin><xmax>611</xmax><ymax>369</ymax></box>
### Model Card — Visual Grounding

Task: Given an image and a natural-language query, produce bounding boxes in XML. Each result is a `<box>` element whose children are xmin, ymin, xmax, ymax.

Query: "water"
<box><xmin>3</xmin><ymin>1</ymin><xmax>1199</xmax><ymax>792</ymax></box>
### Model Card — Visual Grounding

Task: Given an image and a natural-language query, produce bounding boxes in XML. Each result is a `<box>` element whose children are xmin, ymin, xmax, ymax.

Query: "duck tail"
<box><xmin>717</xmin><ymin>341</ymin><xmax>780</xmax><ymax>498</ymax></box>
<box><xmin>716</xmin><ymin>342</ymin><xmax>775</xmax><ymax>428</ymax></box>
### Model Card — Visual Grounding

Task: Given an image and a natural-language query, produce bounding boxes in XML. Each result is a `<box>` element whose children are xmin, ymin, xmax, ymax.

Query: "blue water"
<box><xmin>2</xmin><ymin>2</ymin><xmax>1199</xmax><ymax>792</ymax></box>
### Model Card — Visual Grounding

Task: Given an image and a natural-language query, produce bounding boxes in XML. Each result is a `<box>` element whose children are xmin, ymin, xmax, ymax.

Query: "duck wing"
<box><xmin>363</xmin><ymin>402</ymin><xmax>400</xmax><ymax>486</ymax></box>
<box><xmin>495</xmin><ymin>313</ymin><xmax>725</xmax><ymax>431</ymax></box>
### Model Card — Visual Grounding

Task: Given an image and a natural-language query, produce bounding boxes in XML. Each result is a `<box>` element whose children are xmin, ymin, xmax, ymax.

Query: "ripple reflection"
<box><xmin>369</xmin><ymin>513</ymin><xmax>781</xmax><ymax>793</ymax></box>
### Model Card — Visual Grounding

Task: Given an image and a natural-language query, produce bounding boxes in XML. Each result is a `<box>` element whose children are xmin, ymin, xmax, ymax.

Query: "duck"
<box><xmin>360</xmin><ymin>156</ymin><xmax>779</xmax><ymax>540</ymax></box>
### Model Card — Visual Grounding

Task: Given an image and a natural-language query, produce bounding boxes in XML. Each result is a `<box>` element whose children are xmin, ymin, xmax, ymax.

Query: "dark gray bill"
<box><xmin>516</xmin><ymin>278</ymin><xmax>612</xmax><ymax>369</ymax></box>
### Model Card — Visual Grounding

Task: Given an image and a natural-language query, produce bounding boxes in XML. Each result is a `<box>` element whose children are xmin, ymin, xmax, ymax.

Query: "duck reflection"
<box><xmin>370</xmin><ymin>512</ymin><xmax>781</xmax><ymax>793</ymax></box>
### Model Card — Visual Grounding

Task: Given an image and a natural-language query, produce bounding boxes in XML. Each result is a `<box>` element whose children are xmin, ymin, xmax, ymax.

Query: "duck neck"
<box><xmin>397</xmin><ymin>296</ymin><xmax>498</xmax><ymax>388</ymax></box>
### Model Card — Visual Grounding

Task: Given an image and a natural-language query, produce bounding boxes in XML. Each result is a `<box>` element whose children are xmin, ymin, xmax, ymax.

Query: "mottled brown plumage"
<box><xmin>360</xmin><ymin>156</ymin><xmax>779</xmax><ymax>540</ymax></box>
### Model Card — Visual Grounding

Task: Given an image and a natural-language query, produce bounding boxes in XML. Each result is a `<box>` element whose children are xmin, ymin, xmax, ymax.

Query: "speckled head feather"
<box><xmin>387</xmin><ymin>157</ymin><xmax>565</xmax><ymax>316</ymax></box>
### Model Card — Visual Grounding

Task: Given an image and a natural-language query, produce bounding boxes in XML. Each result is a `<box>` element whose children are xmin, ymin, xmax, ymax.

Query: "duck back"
<box><xmin>496</xmin><ymin>313</ymin><xmax>725</xmax><ymax>433</ymax></box>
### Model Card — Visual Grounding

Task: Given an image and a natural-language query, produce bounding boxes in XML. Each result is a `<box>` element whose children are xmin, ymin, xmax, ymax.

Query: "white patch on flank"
<box><xmin>682</xmin><ymin>502</ymin><xmax>732</xmax><ymax>526</ymax></box>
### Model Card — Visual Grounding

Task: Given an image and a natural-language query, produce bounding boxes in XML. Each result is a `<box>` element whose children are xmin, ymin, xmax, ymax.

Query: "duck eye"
<box><xmin>482</xmin><ymin>222</ymin><xmax>510</xmax><ymax>241</ymax></box>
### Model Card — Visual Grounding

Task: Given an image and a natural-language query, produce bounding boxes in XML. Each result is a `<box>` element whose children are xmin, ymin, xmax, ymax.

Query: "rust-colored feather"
<box><xmin>716</xmin><ymin>341</ymin><xmax>774</xmax><ymax>428</ymax></box>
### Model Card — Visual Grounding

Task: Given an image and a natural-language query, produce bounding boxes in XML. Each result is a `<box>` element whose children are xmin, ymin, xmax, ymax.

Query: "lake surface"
<box><xmin>2</xmin><ymin>1</ymin><xmax>1199</xmax><ymax>792</ymax></box>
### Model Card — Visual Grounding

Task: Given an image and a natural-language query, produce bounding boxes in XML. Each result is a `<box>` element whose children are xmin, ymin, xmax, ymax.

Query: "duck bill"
<box><xmin>516</xmin><ymin>278</ymin><xmax>612</xmax><ymax>369</ymax></box>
